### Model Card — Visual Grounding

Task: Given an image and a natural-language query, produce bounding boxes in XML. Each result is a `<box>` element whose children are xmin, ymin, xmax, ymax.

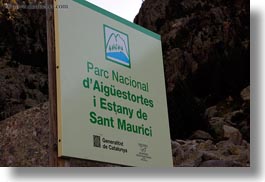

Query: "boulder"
<box><xmin>198</xmin><ymin>140</ymin><xmax>218</xmax><ymax>151</ymax></box>
<box><xmin>204</xmin><ymin>106</ymin><xmax>218</xmax><ymax>119</ymax></box>
<box><xmin>223</xmin><ymin>125</ymin><xmax>242</xmax><ymax>145</ymax></box>
<box><xmin>240</xmin><ymin>86</ymin><xmax>250</xmax><ymax>101</ymax></box>
<box><xmin>171</xmin><ymin>141</ymin><xmax>185</xmax><ymax>158</ymax></box>
<box><xmin>201</xmin><ymin>151</ymin><xmax>220</xmax><ymax>161</ymax></box>
<box><xmin>208</xmin><ymin>117</ymin><xmax>224</xmax><ymax>140</ymax></box>
<box><xmin>189</xmin><ymin>130</ymin><xmax>213</xmax><ymax>140</ymax></box>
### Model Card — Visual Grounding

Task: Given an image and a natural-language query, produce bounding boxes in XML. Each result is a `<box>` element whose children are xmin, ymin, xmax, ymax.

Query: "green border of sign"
<box><xmin>103</xmin><ymin>24</ymin><xmax>131</xmax><ymax>69</ymax></box>
<box><xmin>73</xmin><ymin>0</ymin><xmax>161</xmax><ymax>40</ymax></box>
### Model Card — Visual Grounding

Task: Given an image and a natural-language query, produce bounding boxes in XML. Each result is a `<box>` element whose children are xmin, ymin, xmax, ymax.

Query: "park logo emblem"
<box><xmin>104</xmin><ymin>25</ymin><xmax>131</xmax><ymax>68</ymax></box>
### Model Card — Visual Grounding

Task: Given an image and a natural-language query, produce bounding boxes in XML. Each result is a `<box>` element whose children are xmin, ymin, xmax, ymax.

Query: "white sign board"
<box><xmin>55</xmin><ymin>0</ymin><xmax>173</xmax><ymax>167</ymax></box>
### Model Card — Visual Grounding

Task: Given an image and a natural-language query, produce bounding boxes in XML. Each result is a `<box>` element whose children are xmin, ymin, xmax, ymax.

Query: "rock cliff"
<box><xmin>0</xmin><ymin>0</ymin><xmax>48</xmax><ymax>120</ymax></box>
<box><xmin>135</xmin><ymin>0</ymin><xmax>250</xmax><ymax>139</ymax></box>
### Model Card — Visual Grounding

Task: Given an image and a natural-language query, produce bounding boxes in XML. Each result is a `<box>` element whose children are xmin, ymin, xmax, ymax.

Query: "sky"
<box><xmin>85</xmin><ymin>0</ymin><xmax>143</xmax><ymax>22</ymax></box>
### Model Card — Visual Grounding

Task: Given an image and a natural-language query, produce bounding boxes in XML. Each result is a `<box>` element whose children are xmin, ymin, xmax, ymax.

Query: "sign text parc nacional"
<box><xmin>54</xmin><ymin>0</ymin><xmax>173</xmax><ymax>167</ymax></box>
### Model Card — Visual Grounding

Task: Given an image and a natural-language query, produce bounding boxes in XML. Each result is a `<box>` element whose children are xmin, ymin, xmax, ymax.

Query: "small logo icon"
<box><xmin>93</xmin><ymin>135</ymin><xmax>101</xmax><ymax>148</ymax></box>
<box><xmin>104</xmin><ymin>25</ymin><xmax>131</xmax><ymax>68</ymax></box>
<box><xmin>136</xmin><ymin>143</ymin><xmax>152</xmax><ymax>162</ymax></box>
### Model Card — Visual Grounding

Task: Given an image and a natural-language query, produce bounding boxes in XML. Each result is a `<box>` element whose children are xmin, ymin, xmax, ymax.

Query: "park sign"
<box><xmin>54</xmin><ymin>0</ymin><xmax>173</xmax><ymax>167</ymax></box>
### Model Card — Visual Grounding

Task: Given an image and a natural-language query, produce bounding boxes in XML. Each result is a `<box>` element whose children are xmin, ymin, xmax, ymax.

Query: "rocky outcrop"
<box><xmin>0</xmin><ymin>58</ymin><xmax>48</xmax><ymax>121</ymax></box>
<box><xmin>0</xmin><ymin>0</ymin><xmax>48</xmax><ymax>120</ymax></box>
<box><xmin>135</xmin><ymin>0</ymin><xmax>250</xmax><ymax>139</ymax></box>
<box><xmin>0</xmin><ymin>102</ymin><xmax>119</xmax><ymax>167</ymax></box>
<box><xmin>205</xmin><ymin>86</ymin><xmax>250</xmax><ymax>142</ymax></box>
<box><xmin>135</xmin><ymin>0</ymin><xmax>249</xmax><ymax>92</ymax></box>
<box><xmin>0</xmin><ymin>102</ymin><xmax>49</xmax><ymax>166</ymax></box>
<box><xmin>0</xmin><ymin>0</ymin><xmax>47</xmax><ymax>67</ymax></box>
<box><xmin>172</xmin><ymin>138</ymin><xmax>250</xmax><ymax>167</ymax></box>
<box><xmin>172</xmin><ymin>91</ymin><xmax>250</xmax><ymax>167</ymax></box>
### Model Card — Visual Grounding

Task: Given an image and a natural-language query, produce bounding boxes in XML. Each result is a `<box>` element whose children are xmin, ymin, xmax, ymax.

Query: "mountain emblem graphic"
<box><xmin>104</xmin><ymin>25</ymin><xmax>131</xmax><ymax>68</ymax></box>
